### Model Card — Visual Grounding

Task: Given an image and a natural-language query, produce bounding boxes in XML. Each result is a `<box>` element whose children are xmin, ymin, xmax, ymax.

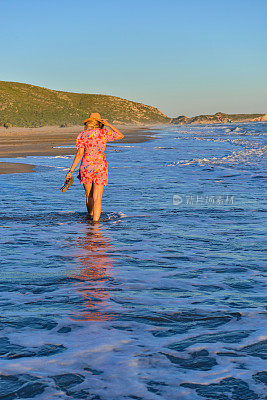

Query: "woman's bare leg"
<box><xmin>92</xmin><ymin>184</ymin><xmax>104</xmax><ymax>222</ymax></box>
<box><xmin>83</xmin><ymin>183</ymin><xmax>94</xmax><ymax>216</ymax></box>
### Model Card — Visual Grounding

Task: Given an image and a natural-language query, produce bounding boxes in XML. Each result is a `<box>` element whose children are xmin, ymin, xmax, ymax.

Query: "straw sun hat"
<box><xmin>83</xmin><ymin>112</ymin><xmax>103</xmax><ymax>124</ymax></box>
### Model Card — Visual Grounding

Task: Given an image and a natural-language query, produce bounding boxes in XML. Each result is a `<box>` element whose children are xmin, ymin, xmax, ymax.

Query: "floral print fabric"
<box><xmin>76</xmin><ymin>128</ymin><xmax>121</xmax><ymax>186</ymax></box>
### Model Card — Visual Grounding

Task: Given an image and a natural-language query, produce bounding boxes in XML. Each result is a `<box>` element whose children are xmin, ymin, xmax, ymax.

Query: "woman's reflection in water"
<box><xmin>71</xmin><ymin>222</ymin><xmax>116</xmax><ymax>322</ymax></box>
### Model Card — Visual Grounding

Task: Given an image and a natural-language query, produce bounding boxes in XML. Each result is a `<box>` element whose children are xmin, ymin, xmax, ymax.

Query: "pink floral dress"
<box><xmin>76</xmin><ymin>128</ymin><xmax>121</xmax><ymax>186</ymax></box>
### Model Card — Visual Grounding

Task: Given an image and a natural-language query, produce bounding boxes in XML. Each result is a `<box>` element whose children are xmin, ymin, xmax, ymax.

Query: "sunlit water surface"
<box><xmin>0</xmin><ymin>123</ymin><xmax>266</xmax><ymax>399</ymax></box>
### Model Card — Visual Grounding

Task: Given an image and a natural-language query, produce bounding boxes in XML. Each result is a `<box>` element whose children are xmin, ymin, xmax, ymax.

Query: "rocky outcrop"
<box><xmin>171</xmin><ymin>112</ymin><xmax>265</xmax><ymax>125</ymax></box>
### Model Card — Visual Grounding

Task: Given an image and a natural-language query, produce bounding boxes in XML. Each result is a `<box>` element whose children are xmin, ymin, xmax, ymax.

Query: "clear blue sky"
<box><xmin>1</xmin><ymin>0</ymin><xmax>266</xmax><ymax>117</ymax></box>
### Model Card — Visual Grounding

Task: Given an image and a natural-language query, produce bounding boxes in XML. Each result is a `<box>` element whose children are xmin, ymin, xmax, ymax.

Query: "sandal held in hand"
<box><xmin>60</xmin><ymin>177</ymin><xmax>74</xmax><ymax>193</ymax></box>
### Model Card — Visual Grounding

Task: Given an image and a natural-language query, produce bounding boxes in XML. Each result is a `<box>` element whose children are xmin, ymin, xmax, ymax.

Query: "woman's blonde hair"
<box><xmin>84</xmin><ymin>119</ymin><xmax>104</xmax><ymax>130</ymax></box>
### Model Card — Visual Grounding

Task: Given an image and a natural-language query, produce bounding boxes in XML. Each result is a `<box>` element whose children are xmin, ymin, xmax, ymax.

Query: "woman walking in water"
<box><xmin>65</xmin><ymin>113</ymin><xmax>124</xmax><ymax>222</ymax></box>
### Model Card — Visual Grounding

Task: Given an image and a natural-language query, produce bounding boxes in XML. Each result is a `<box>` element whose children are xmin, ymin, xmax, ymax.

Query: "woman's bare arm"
<box><xmin>101</xmin><ymin>119</ymin><xmax>124</xmax><ymax>139</ymax></box>
<box><xmin>65</xmin><ymin>147</ymin><xmax>84</xmax><ymax>180</ymax></box>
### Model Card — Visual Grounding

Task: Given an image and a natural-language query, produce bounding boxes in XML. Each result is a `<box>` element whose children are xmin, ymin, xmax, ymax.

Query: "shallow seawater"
<box><xmin>0</xmin><ymin>123</ymin><xmax>266</xmax><ymax>400</ymax></box>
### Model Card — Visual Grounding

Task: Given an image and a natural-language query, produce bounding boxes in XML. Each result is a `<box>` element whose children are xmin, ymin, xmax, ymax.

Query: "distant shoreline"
<box><xmin>0</xmin><ymin>124</ymin><xmax>160</xmax><ymax>175</ymax></box>
<box><xmin>0</xmin><ymin>123</ymin><xmax>162</xmax><ymax>136</ymax></box>
<box><xmin>1</xmin><ymin>119</ymin><xmax>266</xmax><ymax>175</ymax></box>
<box><xmin>170</xmin><ymin>112</ymin><xmax>267</xmax><ymax>125</ymax></box>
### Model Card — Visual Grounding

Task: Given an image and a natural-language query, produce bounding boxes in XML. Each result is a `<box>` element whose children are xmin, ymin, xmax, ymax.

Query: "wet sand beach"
<box><xmin>0</xmin><ymin>124</ymin><xmax>161</xmax><ymax>174</ymax></box>
<box><xmin>0</xmin><ymin>162</ymin><xmax>36</xmax><ymax>174</ymax></box>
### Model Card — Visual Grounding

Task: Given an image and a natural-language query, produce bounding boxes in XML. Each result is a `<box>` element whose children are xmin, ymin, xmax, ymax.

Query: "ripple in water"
<box><xmin>0</xmin><ymin>122</ymin><xmax>266</xmax><ymax>399</ymax></box>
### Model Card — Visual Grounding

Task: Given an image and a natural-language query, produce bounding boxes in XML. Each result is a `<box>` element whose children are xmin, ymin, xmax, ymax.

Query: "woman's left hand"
<box><xmin>100</xmin><ymin>119</ymin><xmax>109</xmax><ymax>126</ymax></box>
<box><xmin>65</xmin><ymin>172</ymin><xmax>73</xmax><ymax>180</ymax></box>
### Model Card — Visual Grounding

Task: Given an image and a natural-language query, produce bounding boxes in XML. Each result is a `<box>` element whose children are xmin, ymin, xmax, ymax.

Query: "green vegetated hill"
<box><xmin>171</xmin><ymin>112</ymin><xmax>265</xmax><ymax>125</ymax></box>
<box><xmin>0</xmin><ymin>81</ymin><xmax>171</xmax><ymax>127</ymax></box>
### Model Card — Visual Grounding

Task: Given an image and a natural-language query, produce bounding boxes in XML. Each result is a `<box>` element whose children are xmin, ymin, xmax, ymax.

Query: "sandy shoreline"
<box><xmin>0</xmin><ymin>162</ymin><xmax>36</xmax><ymax>175</ymax></box>
<box><xmin>0</xmin><ymin>124</ymin><xmax>161</xmax><ymax>174</ymax></box>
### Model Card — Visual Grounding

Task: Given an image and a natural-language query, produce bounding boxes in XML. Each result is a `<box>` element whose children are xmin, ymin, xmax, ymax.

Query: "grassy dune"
<box><xmin>0</xmin><ymin>81</ymin><xmax>170</xmax><ymax>127</ymax></box>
